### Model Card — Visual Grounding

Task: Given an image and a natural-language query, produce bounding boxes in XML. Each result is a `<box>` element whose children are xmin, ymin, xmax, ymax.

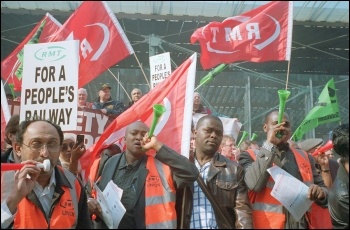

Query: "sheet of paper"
<box><xmin>105</xmin><ymin>180</ymin><xmax>124</xmax><ymax>200</ymax></box>
<box><xmin>267</xmin><ymin>166</ymin><xmax>313</xmax><ymax>222</ymax></box>
<box><xmin>93</xmin><ymin>183</ymin><xmax>113</xmax><ymax>229</ymax></box>
<box><xmin>103</xmin><ymin>180</ymin><xmax>126</xmax><ymax>229</ymax></box>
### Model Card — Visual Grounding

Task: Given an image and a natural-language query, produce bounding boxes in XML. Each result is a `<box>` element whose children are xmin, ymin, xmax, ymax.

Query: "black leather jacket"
<box><xmin>177</xmin><ymin>152</ymin><xmax>253</xmax><ymax>229</ymax></box>
<box><xmin>328</xmin><ymin>161</ymin><xmax>349</xmax><ymax>229</ymax></box>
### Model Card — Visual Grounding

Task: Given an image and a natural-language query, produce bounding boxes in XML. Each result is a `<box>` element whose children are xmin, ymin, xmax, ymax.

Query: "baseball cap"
<box><xmin>298</xmin><ymin>138</ymin><xmax>324</xmax><ymax>152</ymax></box>
<box><xmin>99</xmin><ymin>84</ymin><xmax>111</xmax><ymax>91</ymax></box>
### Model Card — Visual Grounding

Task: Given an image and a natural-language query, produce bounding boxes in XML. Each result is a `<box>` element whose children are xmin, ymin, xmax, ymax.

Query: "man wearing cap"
<box><xmin>298</xmin><ymin>138</ymin><xmax>339</xmax><ymax>188</ymax></box>
<box><xmin>92</xmin><ymin>84</ymin><xmax>125</xmax><ymax>119</ymax></box>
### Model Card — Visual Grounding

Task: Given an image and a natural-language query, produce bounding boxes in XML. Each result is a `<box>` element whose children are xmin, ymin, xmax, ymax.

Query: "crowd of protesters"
<box><xmin>1</xmin><ymin>88</ymin><xmax>348</xmax><ymax>229</ymax></box>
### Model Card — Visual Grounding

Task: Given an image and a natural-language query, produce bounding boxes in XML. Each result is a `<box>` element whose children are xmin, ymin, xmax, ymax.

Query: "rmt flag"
<box><xmin>191</xmin><ymin>1</ymin><xmax>293</xmax><ymax>69</ymax></box>
<box><xmin>48</xmin><ymin>1</ymin><xmax>134</xmax><ymax>87</ymax></box>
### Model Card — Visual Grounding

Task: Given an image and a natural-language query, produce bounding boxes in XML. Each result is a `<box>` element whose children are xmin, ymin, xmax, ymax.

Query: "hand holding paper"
<box><xmin>93</xmin><ymin>181</ymin><xmax>126</xmax><ymax>229</ymax></box>
<box><xmin>267</xmin><ymin>166</ymin><xmax>313</xmax><ymax>222</ymax></box>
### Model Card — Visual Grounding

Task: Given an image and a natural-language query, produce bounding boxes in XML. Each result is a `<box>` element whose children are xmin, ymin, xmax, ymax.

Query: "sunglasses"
<box><xmin>62</xmin><ymin>142</ymin><xmax>75</xmax><ymax>152</ymax></box>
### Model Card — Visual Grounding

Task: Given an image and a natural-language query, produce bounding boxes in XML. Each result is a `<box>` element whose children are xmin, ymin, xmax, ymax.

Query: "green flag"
<box><xmin>292</xmin><ymin>78</ymin><xmax>340</xmax><ymax>142</ymax></box>
<box><xmin>15</xmin><ymin>19</ymin><xmax>46</xmax><ymax>80</ymax></box>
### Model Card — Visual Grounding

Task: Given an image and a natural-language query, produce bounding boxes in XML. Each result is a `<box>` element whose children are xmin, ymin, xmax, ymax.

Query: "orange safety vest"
<box><xmin>145</xmin><ymin>156</ymin><xmax>177</xmax><ymax>229</ymax></box>
<box><xmin>13</xmin><ymin>166</ymin><xmax>81</xmax><ymax>229</ymax></box>
<box><xmin>246</xmin><ymin>148</ymin><xmax>332</xmax><ymax>229</ymax></box>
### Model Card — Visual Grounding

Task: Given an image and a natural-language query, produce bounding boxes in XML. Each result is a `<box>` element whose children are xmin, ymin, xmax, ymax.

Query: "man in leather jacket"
<box><xmin>177</xmin><ymin>115</ymin><xmax>253</xmax><ymax>229</ymax></box>
<box><xmin>328</xmin><ymin>123</ymin><xmax>349</xmax><ymax>229</ymax></box>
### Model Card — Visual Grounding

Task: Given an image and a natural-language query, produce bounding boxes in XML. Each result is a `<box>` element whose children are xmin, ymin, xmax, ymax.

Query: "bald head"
<box><xmin>125</xmin><ymin>121</ymin><xmax>149</xmax><ymax>135</ymax></box>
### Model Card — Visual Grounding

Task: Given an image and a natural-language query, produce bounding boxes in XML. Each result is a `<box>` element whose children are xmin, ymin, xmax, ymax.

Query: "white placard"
<box><xmin>20</xmin><ymin>40</ymin><xmax>79</xmax><ymax>131</ymax></box>
<box><xmin>192</xmin><ymin>113</ymin><xmax>242</xmax><ymax>141</ymax></box>
<box><xmin>149</xmin><ymin>52</ymin><xmax>171</xmax><ymax>89</ymax></box>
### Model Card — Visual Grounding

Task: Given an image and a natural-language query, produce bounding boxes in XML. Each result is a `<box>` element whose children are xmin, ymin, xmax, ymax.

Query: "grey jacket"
<box><xmin>239</xmin><ymin>142</ymin><xmax>328</xmax><ymax>228</ymax></box>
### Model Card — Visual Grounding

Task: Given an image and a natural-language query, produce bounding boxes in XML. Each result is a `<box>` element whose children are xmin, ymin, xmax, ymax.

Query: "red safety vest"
<box><xmin>246</xmin><ymin>148</ymin><xmax>332</xmax><ymax>229</ymax></box>
<box><xmin>13</xmin><ymin>166</ymin><xmax>81</xmax><ymax>229</ymax></box>
<box><xmin>145</xmin><ymin>156</ymin><xmax>177</xmax><ymax>229</ymax></box>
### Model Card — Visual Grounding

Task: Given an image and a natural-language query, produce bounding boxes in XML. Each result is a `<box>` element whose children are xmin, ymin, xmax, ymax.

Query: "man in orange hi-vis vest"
<box><xmin>87</xmin><ymin>121</ymin><xmax>199</xmax><ymax>229</ymax></box>
<box><xmin>1</xmin><ymin>117</ymin><xmax>92</xmax><ymax>229</ymax></box>
<box><xmin>239</xmin><ymin>110</ymin><xmax>330</xmax><ymax>229</ymax></box>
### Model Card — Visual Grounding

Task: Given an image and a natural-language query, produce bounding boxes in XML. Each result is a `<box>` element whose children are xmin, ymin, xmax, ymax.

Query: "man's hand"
<box><xmin>307</xmin><ymin>184</ymin><xmax>326</xmax><ymax>201</ymax></box>
<box><xmin>267</xmin><ymin>122</ymin><xmax>290</xmax><ymax>147</ymax></box>
<box><xmin>315</xmin><ymin>152</ymin><xmax>329</xmax><ymax>169</ymax></box>
<box><xmin>71</xmin><ymin>143</ymin><xmax>86</xmax><ymax>162</ymax></box>
<box><xmin>142</xmin><ymin>133</ymin><xmax>163</xmax><ymax>152</ymax></box>
<box><xmin>7</xmin><ymin>160</ymin><xmax>41</xmax><ymax>214</ymax></box>
<box><xmin>87</xmin><ymin>197</ymin><xmax>102</xmax><ymax>217</ymax></box>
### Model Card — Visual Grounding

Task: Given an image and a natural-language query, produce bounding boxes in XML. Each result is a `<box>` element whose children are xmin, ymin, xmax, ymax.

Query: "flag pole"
<box><xmin>107</xmin><ymin>69</ymin><xmax>132</xmax><ymax>101</ymax></box>
<box><xmin>133</xmin><ymin>53</ymin><xmax>151</xmax><ymax>90</ymax></box>
<box><xmin>194</xmin><ymin>64</ymin><xmax>227</xmax><ymax>91</ymax></box>
<box><xmin>285</xmin><ymin>60</ymin><xmax>291</xmax><ymax>90</ymax></box>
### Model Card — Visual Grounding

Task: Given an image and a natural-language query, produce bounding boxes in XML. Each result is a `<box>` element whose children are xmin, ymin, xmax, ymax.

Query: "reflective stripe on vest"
<box><xmin>13</xmin><ymin>166</ymin><xmax>80</xmax><ymax>229</ymax></box>
<box><xmin>252</xmin><ymin>202</ymin><xmax>283</xmax><ymax>213</ymax></box>
<box><xmin>145</xmin><ymin>156</ymin><xmax>176</xmax><ymax>229</ymax></box>
<box><xmin>246</xmin><ymin>148</ymin><xmax>315</xmax><ymax>229</ymax></box>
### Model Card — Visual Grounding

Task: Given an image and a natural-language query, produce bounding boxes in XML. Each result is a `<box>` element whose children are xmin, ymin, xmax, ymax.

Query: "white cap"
<box><xmin>64</xmin><ymin>133</ymin><xmax>75</xmax><ymax>141</ymax></box>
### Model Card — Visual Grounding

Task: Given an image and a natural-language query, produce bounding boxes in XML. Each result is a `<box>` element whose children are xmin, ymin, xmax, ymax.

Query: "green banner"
<box><xmin>292</xmin><ymin>78</ymin><xmax>340</xmax><ymax>142</ymax></box>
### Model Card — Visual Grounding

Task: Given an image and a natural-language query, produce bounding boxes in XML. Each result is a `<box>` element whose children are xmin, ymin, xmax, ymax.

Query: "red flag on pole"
<box><xmin>1</xmin><ymin>13</ymin><xmax>62</xmax><ymax>92</ymax></box>
<box><xmin>79</xmin><ymin>54</ymin><xmax>197</xmax><ymax>181</ymax></box>
<box><xmin>191</xmin><ymin>1</ymin><xmax>293</xmax><ymax>70</ymax></box>
<box><xmin>1</xmin><ymin>80</ymin><xmax>11</xmax><ymax>151</ymax></box>
<box><xmin>48</xmin><ymin>1</ymin><xmax>134</xmax><ymax>87</ymax></box>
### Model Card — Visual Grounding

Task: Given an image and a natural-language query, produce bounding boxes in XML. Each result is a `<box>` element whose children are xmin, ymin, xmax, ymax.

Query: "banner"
<box><xmin>7</xmin><ymin>100</ymin><xmax>114</xmax><ymax>150</ymax></box>
<box><xmin>292</xmin><ymin>78</ymin><xmax>340</xmax><ymax>142</ymax></box>
<box><xmin>80</xmin><ymin>53</ymin><xmax>198</xmax><ymax>181</ymax></box>
<box><xmin>150</xmin><ymin>52</ymin><xmax>172</xmax><ymax>89</ymax></box>
<box><xmin>47</xmin><ymin>1</ymin><xmax>134</xmax><ymax>87</ymax></box>
<box><xmin>1</xmin><ymin>13</ymin><xmax>62</xmax><ymax>92</ymax></box>
<box><xmin>20</xmin><ymin>40</ymin><xmax>79</xmax><ymax>131</ymax></box>
<box><xmin>191</xmin><ymin>1</ymin><xmax>293</xmax><ymax>69</ymax></box>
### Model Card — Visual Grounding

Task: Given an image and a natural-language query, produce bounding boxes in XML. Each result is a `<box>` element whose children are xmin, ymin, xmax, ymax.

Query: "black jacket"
<box><xmin>328</xmin><ymin>162</ymin><xmax>349</xmax><ymax>229</ymax></box>
<box><xmin>95</xmin><ymin>145</ymin><xmax>198</xmax><ymax>229</ymax></box>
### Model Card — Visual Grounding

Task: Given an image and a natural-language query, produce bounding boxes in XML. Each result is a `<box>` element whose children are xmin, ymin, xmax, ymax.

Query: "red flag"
<box><xmin>79</xmin><ymin>54</ymin><xmax>197</xmax><ymax>181</ymax></box>
<box><xmin>48</xmin><ymin>1</ymin><xmax>134</xmax><ymax>87</ymax></box>
<box><xmin>1</xmin><ymin>13</ymin><xmax>62</xmax><ymax>91</ymax></box>
<box><xmin>191</xmin><ymin>1</ymin><xmax>293</xmax><ymax>69</ymax></box>
<box><xmin>1</xmin><ymin>80</ymin><xmax>11</xmax><ymax>151</ymax></box>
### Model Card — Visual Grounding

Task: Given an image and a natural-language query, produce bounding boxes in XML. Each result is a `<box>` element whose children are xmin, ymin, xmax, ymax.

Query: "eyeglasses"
<box><xmin>22</xmin><ymin>142</ymin><xmax>60</xmax><ymax>153</ymax></box>
<box><xmin>62</xmin><ymin>142</ymin><xmax>75</xmax><ymax>152</ymax></box>
<box><xmin>224</xmin><ymin>144</ymin><xmax>234</xmax><ymax>148</ymax></box>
